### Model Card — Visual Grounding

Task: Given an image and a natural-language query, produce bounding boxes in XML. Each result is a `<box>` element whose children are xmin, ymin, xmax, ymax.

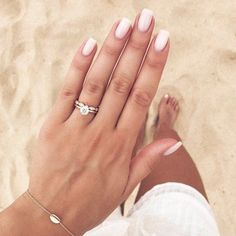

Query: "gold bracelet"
<box><xmin>25</xmin><ymin>190</ymin><xmax>75</xmax><ymax>236</ymax></box>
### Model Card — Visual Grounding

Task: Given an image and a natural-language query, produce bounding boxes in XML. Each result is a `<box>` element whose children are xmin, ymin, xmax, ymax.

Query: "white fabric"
<box><xmin>84</xmin><ymin>182</ymin><xmax>220</xmax><ymax>236</ymax></box>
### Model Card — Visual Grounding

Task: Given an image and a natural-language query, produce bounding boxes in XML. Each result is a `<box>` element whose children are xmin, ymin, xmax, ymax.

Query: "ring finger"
<box><xmin>70</xmin><ymin>18</ymin><xmax>132</xmax><ymax>124</ymax></box>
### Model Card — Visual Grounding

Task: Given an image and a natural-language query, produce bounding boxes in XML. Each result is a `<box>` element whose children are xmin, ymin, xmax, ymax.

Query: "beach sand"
<box><xmin>0</xmin><ymin>0</ymin><xmax>235</xmax><ymax>235</ymax></box>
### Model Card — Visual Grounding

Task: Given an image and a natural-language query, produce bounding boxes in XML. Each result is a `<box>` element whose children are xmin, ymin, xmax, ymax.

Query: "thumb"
<box><xmin>124</xmin><ymin>138</ymin><xmax>182</xmax><ymax>197</ymax></box>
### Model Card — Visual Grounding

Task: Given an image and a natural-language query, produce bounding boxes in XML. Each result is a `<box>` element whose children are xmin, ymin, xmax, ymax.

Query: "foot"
<box><xmin>154</xmin><ymin>94</ymin><xmax>179</xmax><ymax>138</ymax></box>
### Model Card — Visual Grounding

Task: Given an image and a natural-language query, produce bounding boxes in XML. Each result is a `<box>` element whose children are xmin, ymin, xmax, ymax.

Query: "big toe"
<box><xmin>160</xmin><ymin>94</ymin><xmax>169</xmax><ymax>105</ymax></box>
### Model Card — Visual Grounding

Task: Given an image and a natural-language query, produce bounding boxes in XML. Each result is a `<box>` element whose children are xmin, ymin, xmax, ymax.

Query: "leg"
<box><xmin>121</xmin><ymin>115</ymin><xmax>147</xmax><ymax>214</ymax></box>
<box><xmin>135</xmin><ymin>94</ymin><xmax>208</xmax><ymax>202</ymax></box>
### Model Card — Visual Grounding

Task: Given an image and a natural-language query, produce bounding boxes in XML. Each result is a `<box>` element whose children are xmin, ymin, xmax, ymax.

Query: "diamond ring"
<box><xmin>74</xmin><ymin>100</ymin><xmax>99</xmax><ymax>116</ymax></box>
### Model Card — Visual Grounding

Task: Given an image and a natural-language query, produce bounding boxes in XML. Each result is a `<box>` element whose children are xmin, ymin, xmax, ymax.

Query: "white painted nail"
<box><xmin>163</xmin><ymin>141</ymin><xmax>182</xmax><ymax>156</ymax></box>
<box><xmin>164</xmin><ymin>94</ymin><xmax>169</xmax><ymax>98</ymax></box>
<box><xmin>155</xmin><ymin>30</ymin><xmax>170</xmax><ymax>52</ymax></box>
<box><xmin>138</xmin><ymin>8</ymin><xmax>153</xmax><ymax>32</ymax></box>
<box><xmin>115</xmin><ymin>18</ymin><xmax>131</xmax><ymax>39</ymax></box>
<box><xmin>82</xmin><ymin>38</ymin><xmax>97</xmax><ymax>56</ymax></box>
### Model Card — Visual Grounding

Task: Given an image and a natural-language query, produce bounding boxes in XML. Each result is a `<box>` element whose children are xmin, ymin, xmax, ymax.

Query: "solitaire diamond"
<box><xmin>80</xmin><ymin>105</ymin><xmax>89</xmax><ymax>115</ymax></box>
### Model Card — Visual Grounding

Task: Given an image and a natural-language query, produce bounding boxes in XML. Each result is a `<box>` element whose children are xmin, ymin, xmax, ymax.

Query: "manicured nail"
<box><xmin>154</xmin><ymin>30</ymin><xmax>170</xmax><ymax>52</ymax></box>
<box><xmin>115</xmin><ymin>18</ymin><xmax>131</xmax><ymax>39</ymax></box>
<box><xmin>138</xmin><ymin>8</ymin><xmax>153</xmax><ymax>32</ymax></box>
<box><xmin>82</xmin><ymin>38</ymin><xmax>97</xmax><ymax>56</ymax></box>
<box><xmin>164</xmin><ymin>94</ymin><xmax>169</xmax><ymax>98</ymax></box>
<box><xmin>163</xmin><ymin>141</ymin><xmax>182</xmax><ymax>156</ymax></box>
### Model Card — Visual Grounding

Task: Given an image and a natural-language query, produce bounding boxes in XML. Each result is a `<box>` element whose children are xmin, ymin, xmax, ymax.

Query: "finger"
<box><xmin>46</xmin><ymin>38</ymin><xmax>97</xmax><ymax>125</ymax></box>
<box><xmin>94</xmin><ymin>9</ymin><xmax>155</xmax><ymax>127</ymax></box>
<box><xmin>117</xmin><ymin>30</ymin><xmax>170</xmax><ymax>137</ymax></box>
<box><xmin>70</xmin><ymin>18</ymin><xmax>132</xmax><ymax>124</ymax></box>
<box><xmin>123</xmin><ymin>139</ymin><xmax>182</xmax><ymax>198</ymax></box>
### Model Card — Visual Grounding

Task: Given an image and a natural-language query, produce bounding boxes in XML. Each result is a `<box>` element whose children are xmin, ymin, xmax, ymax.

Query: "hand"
<box><xmin>1</xmin><ymin>10</ymin><xmax>179</xmax><ymax>236</ymax></box>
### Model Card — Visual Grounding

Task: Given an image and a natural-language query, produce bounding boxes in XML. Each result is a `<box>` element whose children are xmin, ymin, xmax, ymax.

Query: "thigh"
<box><xmin>129</xmin><ymin>183</ymin><xmax>220</xmax><ymax>236</ymax></box>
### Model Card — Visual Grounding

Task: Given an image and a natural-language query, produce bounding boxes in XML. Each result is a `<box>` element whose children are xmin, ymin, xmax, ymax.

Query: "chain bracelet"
<box><xmin>25</xmin><ymin>190</ymin><xmax>75</xmax><ymax>236</ymax></box>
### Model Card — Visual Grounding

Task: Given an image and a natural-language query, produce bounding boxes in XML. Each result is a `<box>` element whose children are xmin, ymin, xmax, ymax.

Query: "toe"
<box><xmin>175</xmin><ymin>101</ymin><xmax>179</xmax><ymax>108</ymax></box>
<box><xmin>158</xmin><ymin>94</ymin><xmax>169</xmax><ymax>114</ymax></box>
<box><xmin>175</xmin><ymin>104</ymin><xmax>180</xmax><ymax>112</ymax></box>
<box><xmin>170</xmin><ymin>98</ymin><xmax>175</xmax><ymax>106</ymax></box>
<box><xmin>159</xmin><ymin>94</ymin><xmax>169</xmax><ymax>110</ymax></box>
<box><xmin>172</xmin><ymin>97</ymin><xmax>179</xmax><ymax>107</ymax></box>
<box><xmin>175</xmin><ymin>99</ymin><xmax>179</xmax><ymax>108</ymax></box>
<box><xmin>166</xmin><ymin>95</ymin><xmax>171</xmax><ymax>104</ymax></box>
<box><xmin>163</xmin><ymin>94</ymin><xmax>169</xmax><ymax>104</ymax></box>
<box><xmin>172</xmin><ymin>98</ymin><xmax>176</xmax><ymax>106</ymax></box>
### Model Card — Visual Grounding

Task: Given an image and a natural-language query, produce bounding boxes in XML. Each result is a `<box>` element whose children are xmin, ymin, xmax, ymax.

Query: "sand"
<box><xmin>0</xmin><ymin>0</ymin><xmax>235</xmax><ymax>235</ymax></box>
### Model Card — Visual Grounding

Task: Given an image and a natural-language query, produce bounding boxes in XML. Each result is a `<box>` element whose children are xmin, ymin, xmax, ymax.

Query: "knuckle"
<box><xmin>84</xmin><ymin>80</ymin><xmax>104</xmax><ymax>95</ymax></box>
<box><xmin>72</xmin><ymin>56</ymin><xmax>88</xmax><ymax>71</ymax></box>
<box><xmin>38</xmin><ymin>124</ymin><xmax>54</xmax><ymax>141</ymax></box>
<box><xmin>129</xmin><ymin>38</ymin><xmax>147</xmax><ymax>50</ymax></box>
<box><xmin>132</xmin><ymin>88</ymin><xmax>152</xmax><ymax>108</ymax></box>
<box><xmin>88</xmin><ymin>131</ymin><xmax>103</xmax><ymax>149</ymax></box>
<box><xmin>102</xmin><ymin>43</ymin><xmax>120</xmax><ymax>56</ymax></box>
<box><xmin>138</xmin><ymin>148</ymin><xmax>155</xmax><ymax>173</ymax></box>
<box><xmin>146</xmin><ymin>55</ymin><xmax>166</xmax><ymax>70</ymax></box>
<box><xmin>144</xmin><ymin>158</ymin><xmax>154</xmax><ymax>173</ymax></box>
<box><xmin>111</xmin><ymin>73</ymin><xmax>131</xmax><ymax>95</ymax></box>
<box><xmin>115</xmin><ymin>130</ymin><xmax>127</xmax><ymax>143</ymax></box>
<box><xmin>60</xmin><ymin>86</ymin><xmax>76</xmax><ymax>98</ymax></box>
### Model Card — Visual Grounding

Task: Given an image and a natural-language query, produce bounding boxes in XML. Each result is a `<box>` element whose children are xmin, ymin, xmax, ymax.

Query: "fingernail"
<box><xmin>138</xmin><ymin>8</ymin><xmax>153</xmax><ymax>32</ymax></box>
<box><xmin>154</xmin><ymin>30</ymin><xmax>170</xmax><ymax>52</ymax></box>
<box><xmin>163</xmin><ymin>141</ymin><xmax>182</xmax><ymax>156</ymax></box>
<box><xmin>115</xmin><ymin>18</ymin><xmax>131</xmax><ymax>39</ymax></box>
<box><xmin>82</xmin><ymin>38</ymin><xmax>97</xmax><ymax>56</ymax></box>
<box><xmin>164</xmin><ymin>94</ymin><xmax>169</xmax><ymax>98</ymax></box>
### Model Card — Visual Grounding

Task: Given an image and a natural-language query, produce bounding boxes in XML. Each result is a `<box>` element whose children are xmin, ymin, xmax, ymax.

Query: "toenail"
<box><xmin>164</xmin><ymin>94</ymin><xmax>169</xmax><ymax>98</ymax></box>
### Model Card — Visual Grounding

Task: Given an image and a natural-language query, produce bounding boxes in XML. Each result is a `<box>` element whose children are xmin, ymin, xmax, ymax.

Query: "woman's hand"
<box><xmin>0</xmin><ymin>9</ymin><xmax>179</xmax><ymax>236</ymax></box>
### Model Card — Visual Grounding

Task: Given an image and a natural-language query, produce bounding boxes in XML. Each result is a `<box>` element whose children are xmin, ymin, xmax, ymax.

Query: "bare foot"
<box><xmin>154</xmin><ymin>94</ymin><xmax>179</xmax><ymax>138</ymax></box>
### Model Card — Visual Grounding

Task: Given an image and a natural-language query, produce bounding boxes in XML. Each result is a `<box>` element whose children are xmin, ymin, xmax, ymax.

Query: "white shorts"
<box><xmin>84</xmin><ymin>182</ymin><xmax>220</xmax><ymax>236</ymax></box>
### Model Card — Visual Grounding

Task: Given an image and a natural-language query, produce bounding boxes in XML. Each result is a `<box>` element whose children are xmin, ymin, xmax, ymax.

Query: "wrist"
<box><xmin>0</xmin><ymin>192</ymin><xmax>85</xmax><ymax>236</ymax></box>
